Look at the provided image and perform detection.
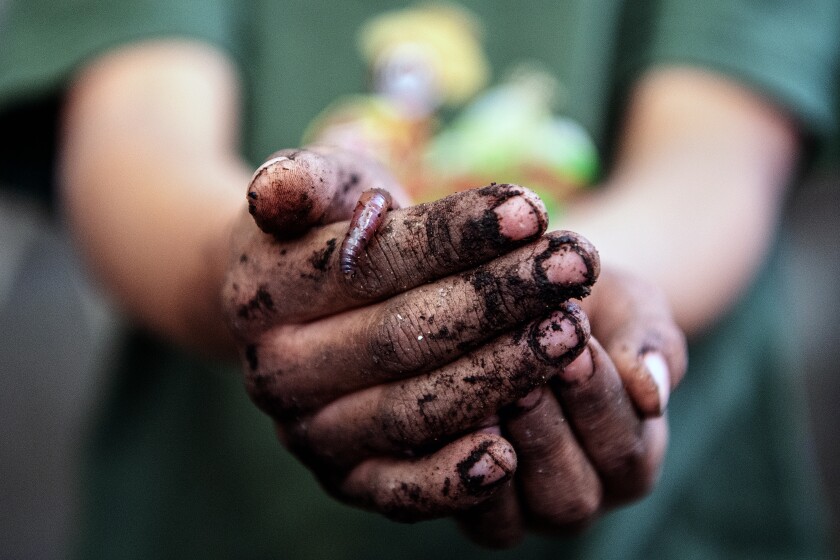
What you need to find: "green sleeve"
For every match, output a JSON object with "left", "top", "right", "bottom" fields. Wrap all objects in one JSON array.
[
  {"left": 636, "top": 0, "right": 840, "bottom": 139},
  {"left": 0, "top": 0, "right": 239, "bottom": 107}
]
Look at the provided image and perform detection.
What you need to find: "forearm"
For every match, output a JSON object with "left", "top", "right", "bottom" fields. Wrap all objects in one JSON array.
[
  {"left": 565, "top": 68, "right": 798, "bottom": 336},
  {"left": 59, "top": 41, "right": 250, "bottom": 355}
]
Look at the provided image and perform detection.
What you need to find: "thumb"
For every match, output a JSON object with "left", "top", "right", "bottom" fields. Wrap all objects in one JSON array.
[{"left": 246, "top": 145, "right": 407, "bottom": 237}]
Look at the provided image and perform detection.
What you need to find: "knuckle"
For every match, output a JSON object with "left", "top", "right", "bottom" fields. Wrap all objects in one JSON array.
[
  {"left": 377, "top": 494, "right": 426, "bottom": 523},
  {"left": 465, "top": 266, "right": 522, "bottom": 330},
  {"left": 562, "top": 490, "right": 602, "bottom": 525},
  {"left": 239, "top": 337, "right": 300, "bottom": 421},
  {"left": 335, "top": 259, "right": 388, "bottom": 301},
  {"left": 367, "top": 305, "right": 429, "bottom": 374},
  {"left": 225, "top": 281, "right": 278, "bottom": 338},
  {"left": 376, "top": 388, "right": 436, "bottom": 449},
  {"left": 614, "top": 438, "right": 648, "bottom": 475},
  {"left": 604, "top": 438, "right": 656, "bottom": 498},
  {"left": 370, "top": 252, "right": 411, "bottom": 297},
  {"left": 242, "top": 366, "right": 286, "bottom": 417},
  {"left": 368, "top": 474, "right": 437, "bottom": 523},
  {"left": 333, "top": 243, "right": 401, "bottom": 301},
  {"left": 429, "top": 227, "right": 465, "bottom": 272},
  {"left": 414, "top": 205, "right": 464, "bottom": 270},
  {"left": 533, "top": 489, "right": 601, "bottom": 535},
  {"left": 222, "top": 275, "right": 251, "bottom": 336},
  {"left": 282, "top": 417, "right": 341, "bottom": 475}
]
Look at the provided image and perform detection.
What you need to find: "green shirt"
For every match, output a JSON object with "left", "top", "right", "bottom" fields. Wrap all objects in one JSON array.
[{"left": 1, "top": 1, "right": 838, "bottom": 558}]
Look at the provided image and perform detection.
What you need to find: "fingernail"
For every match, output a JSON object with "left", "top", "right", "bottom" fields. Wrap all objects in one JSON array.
[
  {"left": 515, "top": 389, "right": 543, "bottom": 410},
  {"left": 558, "top": 345, "right": 594, "bottom": 384},
  {"left": 252, "top": 155, "right": 291, "bottom": 178},
  {"left": 494, "top": 192, "right": 546, "bottom": 241},
  {"left": 644, "top": 352, "right": 671, "bottom": 414},
  {"left": 477, "top": 425, "right": 502, "bottom": 436},
  {"left": 533, "top": 308, "right": 586, "bottom": 364},
  {"left": 468, "top": 453, "right": 507, "bottom": 485},
  {"left": 458, "top": 441, "right": 516, "bottom": 493},
  {"left": 476, "top": 415, "right": 502, "bottom": 435},
  {"left": 538, "top": 242, "right": 589, "bottom": 285}
]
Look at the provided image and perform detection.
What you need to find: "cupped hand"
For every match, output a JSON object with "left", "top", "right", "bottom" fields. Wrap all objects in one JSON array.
[
  {"left": 457, "top": 268, "right": 688, "bottom": 547},
  {"left": 222, "top": 147, "right": 601, "bottom": 521}
]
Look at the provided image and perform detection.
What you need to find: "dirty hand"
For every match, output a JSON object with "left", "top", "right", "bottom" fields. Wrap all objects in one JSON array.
[
  {"left": 457, "top": 268, "right": 688, "bottom": 548},
  {"left": 223, "top": 147, "right": 600, "bottom": 521}
]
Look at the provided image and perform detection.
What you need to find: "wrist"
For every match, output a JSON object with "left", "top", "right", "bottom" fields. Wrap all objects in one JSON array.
[{"left": 180, "top": 159, "right": 251, "bottom": 358}]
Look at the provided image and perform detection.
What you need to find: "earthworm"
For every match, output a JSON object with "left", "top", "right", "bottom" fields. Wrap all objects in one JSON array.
[{"left": 340, "top": 188, "right": 394, "bottom": 276}]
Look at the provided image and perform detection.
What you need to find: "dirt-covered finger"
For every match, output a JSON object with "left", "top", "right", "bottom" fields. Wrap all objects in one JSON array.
[
  {"left": 503, "top": 386, "right": 603, "bottom": 531},
  {"left": 601, "top": 320, "right": 686, "bottom": 418},
  {"left": 247, "top": 146, "right": 404, "bottom": 237},
  {"left": 224, "top": 185, "right": 572, "bottom": 336},
  {"left": 241, "top": 232, "right": 599, "bottom": 416},
  {"left": 344, "top": 183, "right": 555, "bottom": 300},
  {"left": 287, "top": 305, "right": 590, "bottom": 469},
  {"left": 551, "top": 338, "right": 656, "bottom": 502},
  {"left": 338, "top": 433, "right": 517, "bottom": 522},
  {"left": 585, "top": 269, "right": 687, "bottom": 417}
]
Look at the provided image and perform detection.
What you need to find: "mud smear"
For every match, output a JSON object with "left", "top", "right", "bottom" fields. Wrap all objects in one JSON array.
[
  {"left": 469, "top": 267, "right": 538, "bottom": 331},
  {"left": 417, "top": 393, "right": 438, "bottom": 406},
  {"left": 341, "top": 172, "right": 360, "bottom": 194},
  {"left": 468, "top": 270, "right": 509, "bottom": 329},
  {"left": 382, "top": 482, "right": 436, "bottom": 523},
  {"left": 237, "top": 284, "right": 275, "bottom": 319},
  {"left": 459, "top": 206, "right": 507, "bottom": 256},
  {"left": 245, "top": 344, "right": 259, "bottom": 371},
  {"left": 289, "top": 192, "right": 315, "bottom": 232},
  {"left": 424, "top": 199, "right": 458, "bottom": 268},
  {"left": 426, "top": 325, "right": 450, "bottom": 340},
  {"left": 247, "top": 190, "right": 258, "bottom": 215},
  {"left": 459, "top": 183, "right": 545, "bottom": 258},
  {"left": 309, "top": 237, "right": 337, "bottom": 272}
]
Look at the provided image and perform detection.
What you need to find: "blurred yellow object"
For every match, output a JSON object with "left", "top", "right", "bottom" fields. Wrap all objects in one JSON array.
[
  {"left": 358, "top": 3, "right": 489, "bottom": 107},
  {"left": 424, "top": 66, "right": 599, "bottom": 208},
  {"left": 303, "top": 95, "right": 433, "bottom": 197}
]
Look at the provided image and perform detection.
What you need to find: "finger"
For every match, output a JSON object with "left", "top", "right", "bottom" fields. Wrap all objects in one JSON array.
[
  {"left": 338, "top": 433, "right": 517, "bottom": 522},
  {"left": 246, "top": 146, "right": 406, "bottom": 237},
  {"left": 551, "top": 338, "right": 658, "bottom": 502},
  {"left": 456, "top": 481, "right": 524, "bottom": 549},
  {"left": 286, "top": 305, "right": 590, "bottom": 469},
  {"left": 586, "top": 269, "right": 688, "bottom": 417},
  {"left": 225, "top": 184, "right": 564, "bottom": 335},
  {"left": 606, "top": 415, "right": 669, "bottom": 508},
  {"left": 502, "top": 386, "right": 603, "bottom": 531},
  {"left": 244, "top": 231, "right": 598, "bottom": 415}
]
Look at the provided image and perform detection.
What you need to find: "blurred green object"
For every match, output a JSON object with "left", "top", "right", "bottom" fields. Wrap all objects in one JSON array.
[{"left": 426, "top": 66, "right": 599, "bottom": 203}]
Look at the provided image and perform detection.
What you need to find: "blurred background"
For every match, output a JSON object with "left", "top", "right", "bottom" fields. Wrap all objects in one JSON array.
[
  {"left": 786, "top": 163, "right": 840, "bottom": 546},
  {"left": 0, "top": 189, "right": 120, "bottom": 559},
  {"left": 1, "top": 0, "right": 839, "bottom": 557}
]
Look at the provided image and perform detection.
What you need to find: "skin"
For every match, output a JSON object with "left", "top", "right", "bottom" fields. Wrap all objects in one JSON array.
[
  {"left": 245, "top": 147, "right": 401, "bottom": 276},
  {"left": 564, "top": 67, "right": 798, "bottom": 336},
  {"left": 246, "top": 146, "right": 405, "bottom": 239},
  {"left": 58, "top": 38, "right": 796, "bottom": 547}
]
